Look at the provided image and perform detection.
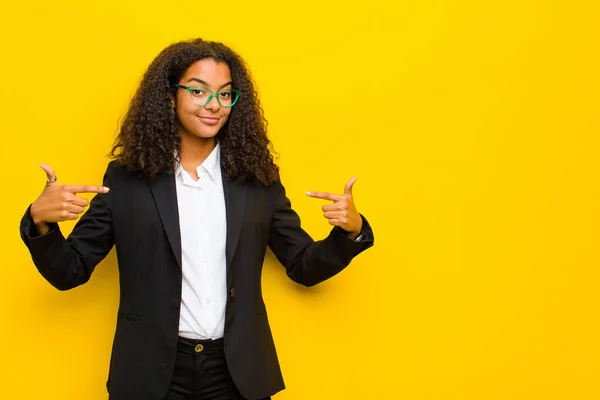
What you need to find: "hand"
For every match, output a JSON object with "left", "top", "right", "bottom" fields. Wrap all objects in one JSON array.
[
  {"left": 29, "top": 164, "right": 110, "bottom": 235},
  {"left": 306, "top": 177, "right": 363, "bottom": 239}
]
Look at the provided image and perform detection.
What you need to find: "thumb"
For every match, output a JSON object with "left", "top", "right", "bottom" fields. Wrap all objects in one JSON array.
[
  {"left": 40, "top": 164, "right": 57, "bottom": 184},
  {"left": 344, "top": 176, "right": 357, "bottom": 199}
]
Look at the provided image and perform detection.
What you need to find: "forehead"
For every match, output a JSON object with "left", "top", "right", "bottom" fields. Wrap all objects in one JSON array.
[{"left": 182, "top": 59, "right": 232, "bottom": 83}]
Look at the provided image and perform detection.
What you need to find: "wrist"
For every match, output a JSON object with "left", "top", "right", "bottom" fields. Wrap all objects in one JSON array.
[
  {"left": 345, "top": 216, "right": 364, "bottom": 241},
  {"left": 30, "top": 204, "right": 50, "bottom": 234},
  {"left": 30, "top": 204, "right": 42, "bottom": 226},
  {"left": 346, "top": 230, "right": 360, "bottom": 240}
]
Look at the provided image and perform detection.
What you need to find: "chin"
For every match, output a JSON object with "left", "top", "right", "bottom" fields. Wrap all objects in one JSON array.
[{"left": 193, "top": 129, "right": 220, "bottom": 139}]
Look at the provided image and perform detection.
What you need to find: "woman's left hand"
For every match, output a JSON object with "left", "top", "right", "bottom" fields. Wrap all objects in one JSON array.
[{"left": 306, "top": 177, "right": 363, "bottom": 240}]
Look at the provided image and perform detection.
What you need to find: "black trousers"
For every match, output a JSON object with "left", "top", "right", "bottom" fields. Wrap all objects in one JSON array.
[{"left": 163, "top": 337, "right": 271, "bottom": 400}]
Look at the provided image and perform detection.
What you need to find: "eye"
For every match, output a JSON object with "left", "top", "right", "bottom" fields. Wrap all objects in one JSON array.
[
  {"left": 191, "top": 89, "right": 205, "bottom": 96},
  {"left": 219, "top": 91, "right": 231, "bottom": 99}
]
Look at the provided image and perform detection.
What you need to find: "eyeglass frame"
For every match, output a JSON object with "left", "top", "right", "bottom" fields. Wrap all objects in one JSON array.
[{"left": 173, "top": 83, "right": 240, "bottom": 108}]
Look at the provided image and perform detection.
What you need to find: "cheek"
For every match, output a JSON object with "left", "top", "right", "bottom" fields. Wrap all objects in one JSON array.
[
  {"left": 175, "top": 108, "right": 196, "bottom": 132},
  {"left": 175, "top": 107, "right": 185, "bottom": 124},
  {"left": 175, "top": 93, "right": 193, "bottom": 114},
  {"left": 175, "top": 101, "right": 194, "bottom": 121},
  {"left": 221, "top": 109, "right": 232, "bottom": 123}
]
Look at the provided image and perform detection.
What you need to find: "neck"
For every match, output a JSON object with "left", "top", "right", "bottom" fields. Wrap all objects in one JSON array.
[{"left": 179, "top": 134, "right": 217, "bottom": 179}]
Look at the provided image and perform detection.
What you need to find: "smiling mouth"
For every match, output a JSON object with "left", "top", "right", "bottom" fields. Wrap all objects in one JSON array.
[{"left": 197, "top": 116, "right": 221, "bottom": 125}]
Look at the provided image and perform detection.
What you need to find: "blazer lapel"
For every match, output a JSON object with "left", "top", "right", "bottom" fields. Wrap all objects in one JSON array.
[
  {"left": 147, "top": 170, "right": 247, "bottom": 273},
  {"left": 222, "top": 176, "right": 248, "bottom": 274},
  {"left": 149, "top": 173, "right": 182, "bottom": 268}
]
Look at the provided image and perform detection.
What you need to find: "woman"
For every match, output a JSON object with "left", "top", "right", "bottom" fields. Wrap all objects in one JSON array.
[{"left": 20, "top": 38, "right": 374, "bottom": 400}]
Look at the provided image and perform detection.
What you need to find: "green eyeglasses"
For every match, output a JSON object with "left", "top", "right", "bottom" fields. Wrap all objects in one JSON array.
[{"left": 173, "top": 84, "right": 240, "bottom": 108}]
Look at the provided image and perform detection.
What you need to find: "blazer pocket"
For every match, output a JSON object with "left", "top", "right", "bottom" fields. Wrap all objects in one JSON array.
[{"left": 117, "top": 312, "right": 140, "bottom": 321}]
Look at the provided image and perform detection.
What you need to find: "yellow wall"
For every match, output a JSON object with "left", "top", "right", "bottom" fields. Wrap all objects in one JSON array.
[{"left": 1, "top": 0, "right": 599, "bottom": 398}]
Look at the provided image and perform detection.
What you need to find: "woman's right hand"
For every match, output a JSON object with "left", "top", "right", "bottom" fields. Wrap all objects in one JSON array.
[{"left": 30, "top": 164, "right": 110, "bottom": 235}]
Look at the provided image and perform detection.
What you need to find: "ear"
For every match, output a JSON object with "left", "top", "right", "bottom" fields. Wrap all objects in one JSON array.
[{"left": 170, "top": 95, "right": 176, "bottom": 109}]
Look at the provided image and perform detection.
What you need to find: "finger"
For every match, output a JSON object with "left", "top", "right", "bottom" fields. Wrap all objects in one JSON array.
[
  {"left": 63, "top": 184, "right": 110, "bottom": 194},
  {"left": 324, "top": 211, "right": 345, "bottom": 219},
  {"left": 40, "top": 164, "right": 57, "bottom": 184},
  {"left": 306, "top": 191, "right": 344, "bottom": 201},
  {"left": 66, "top": 204, "right": 86, "bottom": 214},
  {"left": 327, "top": 218, "right": 343, "bottom": 226},
  {"left": 344, "top": 176, "right": 357, "bottom": 199},
  {"left": 322, "top": 203, "right": 344, "bottom": 212},
  {"left": 55, "top": 209, "right": 80, "bottom": 221},
  {"left": 67, "top": 195, "right": 90, "bottom": 207},
  {"left": 65, "top": 212, "right": 80, "bottom": 221}
]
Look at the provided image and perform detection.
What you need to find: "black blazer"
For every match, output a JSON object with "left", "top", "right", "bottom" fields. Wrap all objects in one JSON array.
[{"left": 20, "top": 161, "right": 374, "bottom": 400}]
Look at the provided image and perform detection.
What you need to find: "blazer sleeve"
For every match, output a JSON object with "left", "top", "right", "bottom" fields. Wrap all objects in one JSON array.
[
  {"left": 267, "top": 179, "right": 374, "bottom": 287},
  {"left": 19, "top": 163, "right": 116, "bottom": 291}
]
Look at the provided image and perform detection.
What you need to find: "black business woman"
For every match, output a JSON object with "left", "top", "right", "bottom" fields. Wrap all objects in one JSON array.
[{"left": 20, "top": 38, "right": 374, "bottom": 400}]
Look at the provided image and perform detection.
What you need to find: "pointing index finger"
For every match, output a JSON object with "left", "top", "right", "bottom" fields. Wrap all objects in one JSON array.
[
  {"left": 63, "top": 184, "right": 110, "bottom": 194},
  {"left": 306, "top": 191, "right": 344, "bottom": 201}
]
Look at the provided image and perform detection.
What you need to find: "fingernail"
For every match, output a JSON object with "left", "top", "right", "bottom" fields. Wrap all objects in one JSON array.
[
  {"left": 103, "top": 187, "right": 110, "bottom": 192},
  {"left": 306, "top": 191, "right": 312, "bottom": 196}
]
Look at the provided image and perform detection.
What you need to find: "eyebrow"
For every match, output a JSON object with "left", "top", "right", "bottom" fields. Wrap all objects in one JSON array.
[{"left": 185, "top": 78, "right": 233, "bottom": 89}]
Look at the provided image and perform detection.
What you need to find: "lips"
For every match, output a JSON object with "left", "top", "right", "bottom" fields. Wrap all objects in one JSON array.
[{"left": 197, "top": 116, "right": 221, "bottom": 125}]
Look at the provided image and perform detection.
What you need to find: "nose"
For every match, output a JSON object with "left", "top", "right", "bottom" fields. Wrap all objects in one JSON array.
[{"left": 205, "top": 95, "right": 220, "bottom": 112}]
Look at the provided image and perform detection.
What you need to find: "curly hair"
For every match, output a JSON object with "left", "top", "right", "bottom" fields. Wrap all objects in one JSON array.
[{"left": 110, "top": 38, "right": 279, "bottom": 185}]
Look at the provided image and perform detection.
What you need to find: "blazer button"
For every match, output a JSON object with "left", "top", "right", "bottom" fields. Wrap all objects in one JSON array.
[{"left": 229, "top": 287, "right": 236, "bottom": 298}]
